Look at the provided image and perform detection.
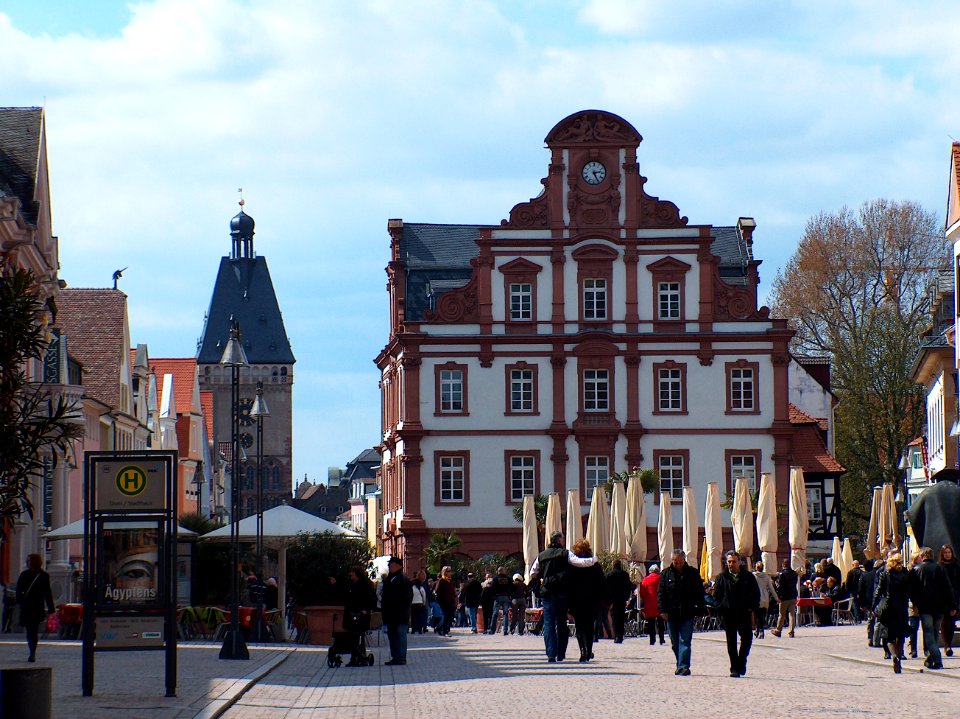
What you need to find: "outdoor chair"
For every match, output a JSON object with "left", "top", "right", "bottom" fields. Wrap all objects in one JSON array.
[{"left": 831, "top": 597, "right": 856, "bottom": 625}]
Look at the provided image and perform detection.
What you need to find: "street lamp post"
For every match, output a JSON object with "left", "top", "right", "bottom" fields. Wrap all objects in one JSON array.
[
  {"left": 219, "top": 318, "right": 250, "bottom": 660},
  {"left": 249, "top": 380, "right": 270, "bottom": 642}
]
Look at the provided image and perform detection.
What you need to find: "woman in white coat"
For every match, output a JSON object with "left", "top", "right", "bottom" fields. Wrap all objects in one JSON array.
[{"left": 752, "top": 561, "right": 780, "bottom": 639}]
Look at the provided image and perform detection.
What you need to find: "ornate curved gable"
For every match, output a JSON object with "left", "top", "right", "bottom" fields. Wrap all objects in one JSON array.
[{"left": 545, "top": 110, "right": 642, "bottom": 147}]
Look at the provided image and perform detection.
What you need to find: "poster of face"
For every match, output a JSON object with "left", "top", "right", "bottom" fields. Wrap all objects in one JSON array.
[{"left": 100, "top": 527, "right": 160, "bottom": 607}]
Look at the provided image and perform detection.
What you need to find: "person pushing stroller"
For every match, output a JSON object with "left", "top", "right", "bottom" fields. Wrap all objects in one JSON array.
[{"left": 329, "top": 566, "right": 378, "bottom": 667}]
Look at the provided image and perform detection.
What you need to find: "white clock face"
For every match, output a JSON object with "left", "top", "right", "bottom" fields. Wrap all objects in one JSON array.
[{"left": 582, "top": 161, "right": 606, "bottom": 185}]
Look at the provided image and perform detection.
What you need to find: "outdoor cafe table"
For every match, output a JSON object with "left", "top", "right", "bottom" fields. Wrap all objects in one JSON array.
[{"left": 796, "top": 596, "right": 832, "bottom": 626}]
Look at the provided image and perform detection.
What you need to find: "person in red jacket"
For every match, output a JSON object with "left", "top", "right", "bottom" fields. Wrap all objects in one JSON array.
[{"left": 638, "top": 564, "right": 665, "bottom": 645}]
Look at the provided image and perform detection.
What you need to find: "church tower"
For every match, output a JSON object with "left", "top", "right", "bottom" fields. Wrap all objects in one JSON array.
[{"left": 197, "top": 202, "right": 295, "bottom": 517}]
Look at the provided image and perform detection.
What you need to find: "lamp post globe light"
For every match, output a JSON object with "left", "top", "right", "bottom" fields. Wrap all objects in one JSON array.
[
  {"left": 220, "top": 318, "right": 250, "bottom": 660},
  {"left": 249, "top": 379, "right": 270, "bottom": 642}
]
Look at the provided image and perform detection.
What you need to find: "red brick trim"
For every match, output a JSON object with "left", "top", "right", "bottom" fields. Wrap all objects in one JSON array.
[
  {"left": 724, "top": 449, "right": 762, "bottom": 497},
  {"left": 504, "top": 361, "right": 540, "bottom": 416},
  {"left": 500, "top": 258, "right": 543, "bottom": 333},
  {"left": 573, "top": 245, "right": 617, "bottom": 328},
  {"left": 434, "top": 361, "right": 469, "bottom": 416},
  {"left": 579, "top": 451, "right": 613, "bottom": 504},
  {"left": 434, "top": 450, "right": 470, "bottom": 506},
  {"left": 503, "top": 449, "right": 542, "bottom": 504},
  {"left": 725, "top": 359, "right": 760, "bottom": 415},
  {"left": 652, "top": 448, "right": 690, "bottom": 505},
  {"left": 652, "top": 360, "right": 688, "bottom": 415},
  {"left": 647, "top": 257, "right": 691, "bottom": 333}
]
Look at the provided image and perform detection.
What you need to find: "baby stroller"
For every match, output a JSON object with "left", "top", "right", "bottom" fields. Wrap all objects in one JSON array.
[{"left": 327, "top": 611, "right": 375, "bottom": 668}]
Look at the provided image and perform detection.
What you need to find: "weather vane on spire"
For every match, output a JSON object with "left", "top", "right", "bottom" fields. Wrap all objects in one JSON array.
[{"left": 238, "top": 187, "right": 245, "bottom": 209}]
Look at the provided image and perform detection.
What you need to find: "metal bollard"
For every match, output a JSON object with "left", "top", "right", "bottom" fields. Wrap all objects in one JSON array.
[{"left": 0, "top": 667, "right": 52, "bottom": 719}]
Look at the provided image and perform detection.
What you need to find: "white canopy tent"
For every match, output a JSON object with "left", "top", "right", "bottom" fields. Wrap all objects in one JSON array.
[{"left": 201, "top": 504, "right": 362, "bottom": 640}]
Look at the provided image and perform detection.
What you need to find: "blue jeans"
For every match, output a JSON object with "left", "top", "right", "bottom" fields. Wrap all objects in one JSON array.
[
  {"left": 491, "top": 598, "right": 511, "bottom": 634},
  {"left": 667, "top": 617, "right": 695, "bottom": 671},
  {"left": 541, "top": 595, "right": 569, "bottom": 660},
  {"left": 386, "top": 623, "right": 408, "bottom": 662},
  {"left": 920, "top": 613, "right": 943, "bottom": 666},
  {"left": 467, "top": 606, "right": 478, "bottom": 631}
]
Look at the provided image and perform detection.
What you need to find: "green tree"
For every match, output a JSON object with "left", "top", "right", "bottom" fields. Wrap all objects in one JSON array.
[
  {"left": 285, "top": 532, "right": 374, "bottom": 606},
  {"left": 0, "top": 266, "right": 82, "bottom": 527},
  {"left": 423, "top": 532, "right": 462, "bottom": 574},
  {"left": 768, "top": 199, "right": 944, "bottom": 546}
]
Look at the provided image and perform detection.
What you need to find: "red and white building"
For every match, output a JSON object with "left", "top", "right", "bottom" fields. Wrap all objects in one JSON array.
[{"left": 376, "top": 110, "right": 821, "bottom": 570}]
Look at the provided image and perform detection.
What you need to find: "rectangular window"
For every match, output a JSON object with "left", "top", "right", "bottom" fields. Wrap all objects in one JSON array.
[
  {"left": 439, "top": 456, "right": 465, "bottom": 502},
  {"left": 658, "top": 454, "right": 685, "bottom": 501},
  {"left": 584, "top": 456, "right": 609, "bottom": 499},
  {"left": 510, "top": 369, "right": 534, "bottom": 412},
  {"left": 729, "top": 454, "right": 758, "bottom": 494},
  {"left": 583, "top": 278, "right": 607, "bottom": 320},
  {"left": 510, "top": 455, "right": 536, "bottom": 502},
  {"left": 583, "top": 369, "right": 609, "bottom": 411},
  {"left": 439, "top": 369, "right": 463, "bottom": 412},
  {"left": 912, "top": 452, "right": 922, "bottom": 470},
  {"left": 510, "top": 283, "right": 532, "bottom": 321},
  {"left": 806, "top": 486, "right": 822, "bottom": 523},
  {"left": 657, "top": 367, "right": 683, "bottom": 411},
  {"left": 658, "top": 282, "right": 681, "bottom": 320},
  {"left": 730, "top": 367, "right": 755, "bottom": 411}
]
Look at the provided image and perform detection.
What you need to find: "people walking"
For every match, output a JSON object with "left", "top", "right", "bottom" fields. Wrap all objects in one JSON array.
[
  {"left": 434, "top": 566, "right": 458, "bottom": 636},
  {"left": 531, "top": 531, "right": 598, "bottom": 663},
  {"left": 639, "top": 564, "right": 665, "bottom": 645},
  {"left": 460, "top": 573, "right": 482, "bottom": 633},
  {"left": 771, "top": 558, "right": 799, "bottom": 638},
  {"left": 909, "top": 546, "right": 956, "bottom": 670},
  {"left": 16, "top": 553, "right": 55, "bottom": 663},
  {"left": 752, "top": 561, "right": 779, "bottom": 639},
  {"left": 858, "top": 559, "right": 880, "bottom": 647},
  {"left": 569, "top": 539, "right": 604, "bottom": 662},
  {"left": 657, "top": 549, "right": 704, "bottom": 676},
  {"left": 479, "top": 575, "right": 494, "bottom": 634},
  {"left": 873, "top": 553, "right": 910, "bottom": 673},
  {"left": 938, "top": 545, "right": 959, "bottom": 657},
  {"left": 411, "top": 571, "right": 428, "bottom": 634},
  {"left": 509, "top": 574, "right": 528, "bottom": 635},
  {"left": 489, "top": 567, "right": 513, "bottom": 635},
  {"left": 844, "top": 560, "right": 864, "bottom": 622},
  {"left": 711, "top": 550, "right": 760, "bottom": 677},
  {"left": 606, "top": 559, "right": 634, "bottom": 644},
  {"left": 380, "top": 556, "right": 413, "bottom": 666}
]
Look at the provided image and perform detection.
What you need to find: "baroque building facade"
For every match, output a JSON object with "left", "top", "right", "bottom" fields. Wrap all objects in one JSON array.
[{"left": 376, "top": 110, "right": 807, "bottom": 569}]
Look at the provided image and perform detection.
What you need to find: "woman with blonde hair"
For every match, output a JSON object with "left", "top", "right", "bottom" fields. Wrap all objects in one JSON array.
[
  {"left": 568, "top": 538, "right": 604, "bottom": 662},
  {"left": 873, "top": 553, "right": 910, "bottom": 673}
]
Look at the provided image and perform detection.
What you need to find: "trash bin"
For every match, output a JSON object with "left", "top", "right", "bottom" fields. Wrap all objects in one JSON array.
[{"left": 1, "top": 666, "right": 52, "bottom": 719}]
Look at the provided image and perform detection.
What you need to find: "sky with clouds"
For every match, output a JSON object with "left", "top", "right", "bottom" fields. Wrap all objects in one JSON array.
[{"left": 3, "top": 0, "right": 958, "bottom": 486}]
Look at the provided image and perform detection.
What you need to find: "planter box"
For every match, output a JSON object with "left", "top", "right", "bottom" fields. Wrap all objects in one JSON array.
[{"left": 302, "top": 605, "right": 342, "bottom": 646}]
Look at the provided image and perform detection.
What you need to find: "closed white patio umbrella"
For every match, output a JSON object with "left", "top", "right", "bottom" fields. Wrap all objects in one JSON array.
[
  {"left": 841, "top": 537, "right": 855, "bottom": 579},
  {"left": 657, "top": 492, "right": 673, "bottom": 565},
  {"left": 756, "top": 472, "right": 778, "bottom": 574},
  {"left": 586, "top": 486, "right": 611, "bottom": 554},
  {"left": 831, "top": 536, "right": 843, "bottom": 575},
  {"left": 731, "top": 475, "right": 754, "bottom": 564},
  {"left": 625, "top": 477, "right": 647, "bottom": 562},
  {"left": 522, "top": 495, "right": 540, "bottom": 582},
  {"left": 545, "top": 493, "right": 563, "bottom": 542},
  {"left": 788, "top": 467, "right": 808, "bottom": 572},
  {"left": 704, "top": 482, "right": 723, "bottom": 580},
  {"left": 864, "top": 487, "right": 882, "bottom": 560},
  {"left": 681, "top": 486, "right": 699, "bottom": 570},
  {"left": 566, "top": 490, "right": 583, "bottom": 546},
  {"left": 610, "top": 481, "right": 628, "bottom": 557}
]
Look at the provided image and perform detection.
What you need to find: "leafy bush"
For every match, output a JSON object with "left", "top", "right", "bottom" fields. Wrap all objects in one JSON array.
[{"left": 285, "top": 532, "right": 374, "bottom": 606}]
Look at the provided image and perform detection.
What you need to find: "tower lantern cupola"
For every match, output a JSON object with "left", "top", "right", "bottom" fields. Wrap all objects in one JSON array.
[{"left": 230, "top": 199, "right": 255, "bottom": 259}]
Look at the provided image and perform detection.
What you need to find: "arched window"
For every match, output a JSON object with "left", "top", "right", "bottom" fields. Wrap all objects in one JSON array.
[
  {"left": 271, "top": 464, "right": 281, "bottom": 490},
  {"left": 246, "top": 465, "right": 255, "bottom": 490}
]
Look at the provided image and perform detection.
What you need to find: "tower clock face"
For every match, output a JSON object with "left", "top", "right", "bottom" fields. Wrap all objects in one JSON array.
[
  {"left": 582, "top": 161, "right": 606, "bottom": 185},
  {"left": 238, "top": 397, "right": 255, "bottom": 426},
  {"left": 240, "top": 432, "right": 254, "bottom": 449}
]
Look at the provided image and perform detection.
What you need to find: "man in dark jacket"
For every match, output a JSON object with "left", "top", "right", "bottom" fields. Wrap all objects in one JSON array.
[
  {"left": 490, "top": 567, "right": 513, "bottom": 635},
  {"left": 380, "top": 556, "right": 413, "bottom": 665},
  {"left": 531, "top": 531, "right": 597, "bottom": 663},
  {"left": 460, "top": 573, "right": 482, "bottom": 633},
  {"left": 658, "top": 548, "right": 704, "bottom": 676},
  {"left": 858, "top": 559, "right": 880, "bottom": 647},
  {"left": 711, "top": 550, "right": 761, "bottom": 677},
  {"left": 771, "top": 559, "right": 798, "bottom": 638},
  {"left": 910, "top": 546, "right": 957, "bottom": 670},
  {"left": 606, "top": 559, "right": 635, "bottom": 643},
  {"left": 844, "top": 561, "right": 863, "bottom": 622}
]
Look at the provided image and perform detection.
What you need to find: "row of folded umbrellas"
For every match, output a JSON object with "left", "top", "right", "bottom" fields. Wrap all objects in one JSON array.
[{"left": 522, "top": 467, "right": 905, "bottom": 582}]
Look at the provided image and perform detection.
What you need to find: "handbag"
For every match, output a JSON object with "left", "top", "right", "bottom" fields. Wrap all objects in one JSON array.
[{"left": 875, "top": 597, "right": 890, "bottom": 623}]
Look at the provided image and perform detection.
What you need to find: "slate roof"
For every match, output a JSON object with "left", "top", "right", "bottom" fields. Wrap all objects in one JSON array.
[
  {"left": 0, "top": 107, "right": 42, "bottom": 226},
  {"left": 196, "top": 256, "right": 295, "bottom": 365},
  {"left": 342, "top": 447, "right": 380, "bottom": 484},
  {"left": 789, "top": 403, "right": 844, "bottom": 474},
  {"left": 399, "top": 222, "right": 754, "bottom": 320},
  {"left": 150, "top": 358, "right": 198, "bottom": 415},
  {"left": 56, "top": 289, "right": 128, "bottom": 409}
]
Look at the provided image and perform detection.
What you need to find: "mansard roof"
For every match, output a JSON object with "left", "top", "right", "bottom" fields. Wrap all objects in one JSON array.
[
  {"left": 398, "top": 221, "right": 756, "bottom": 321},
  {"left": 0, "top": 107, "right": 42, "bottom": 225},
  {"left": 56, "top": 288, "right": 128, "bottom": 409},
  {"left": 196, "top": 255, "right": 295, "bottom": 365}
]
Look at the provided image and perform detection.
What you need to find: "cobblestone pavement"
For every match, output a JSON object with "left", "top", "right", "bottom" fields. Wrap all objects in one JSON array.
[{"left": 1, "top": 624, "right": 957, "bottom": 719}]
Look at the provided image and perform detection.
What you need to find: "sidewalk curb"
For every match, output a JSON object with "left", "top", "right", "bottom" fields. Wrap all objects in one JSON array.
[
  {"left": 828, "top": 653, "right": 960, "bottom": 679},
  {"left": 192, "top": 650, "right": 294, "bottom": 719}
]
